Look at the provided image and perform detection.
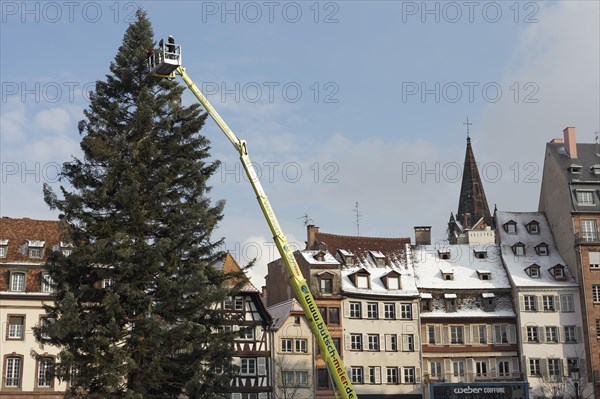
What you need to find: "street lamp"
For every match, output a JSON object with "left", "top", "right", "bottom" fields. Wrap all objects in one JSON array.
[{"left": 570, "top": 366, "right": 580, "bottom": 399}]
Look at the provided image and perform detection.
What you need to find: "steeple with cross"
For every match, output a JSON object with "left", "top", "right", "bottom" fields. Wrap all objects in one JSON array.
[{"left": 463, "top": 116, "right": 472, "bottom": 141}]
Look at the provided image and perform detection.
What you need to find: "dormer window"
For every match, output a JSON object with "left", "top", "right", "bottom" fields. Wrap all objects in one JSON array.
[
  {"left": 473, "top": 249, "right": 487, "bottom": 259},
  {"left": 10, "top": 271, "right": 26, "bottom": 292},
  {"left": 549, "top": 264, "right": 567, "bottom": 280},
  {"left": 440, "top": 267, "right": 454, "bottom": 281},
  {"left": 349, "top": 268, "right": 371, "bottom": 289},
  {"left": 477, "top": 270, "right": 492, "bottom": 280},
  {"left": 504, "top": 221, "right": 517, "bottom": 235},
  {"left": 591, "top": 164, "right": 600, "bottom": 175},
  {"left": 317, "top": 272, "right": 334, "bottom": 295},
  {"left": 526, "top": 221, "right": 540, "bottom": 234},
  {"left": 535, "top": 243, "right": 549, "bottom": 256},
  {"left": 576, "top": 190, "right": 595, "bottom": 206},
  {"left": 27, "top": 240, "right": 45, "bottom": 258},
  {"left": 438, "top": 250, "right": 450, "bottom": 260},
  {"left": 482, "top": 293, "right": 495, "bottom": 310},
  {"left": 444, "top": 293, "right": 457, "bottom": 312},
  {"left": 512, "top": 242, "right": 525, "bottom": 256},
  {"left": 525, "top": 264, "right": 541, "bottom": 278},
  {"left": 569, "top": 164, "right": 583, "bottom": 174},
  {"left": 382, "top": 271, "right": 401, "bottom": 290},
  {"left": 0, "top": 239, "right": 8, "bottom": 258},
  {"left": 338, "top": 249, "right": 355, "bottom": 266},
  {"left": 60, "top": 242, "right": 73, "bottom": 257},
  {"left": 369, "top": 251, "right": 386, "bottom": 267}
]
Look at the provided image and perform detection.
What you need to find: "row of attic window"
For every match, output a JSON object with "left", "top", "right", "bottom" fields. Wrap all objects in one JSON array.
[{"left": 0, "top": 240, "right": 72, "bottom": 259}]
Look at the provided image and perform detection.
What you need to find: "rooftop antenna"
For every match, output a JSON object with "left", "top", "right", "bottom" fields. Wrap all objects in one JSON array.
[
  {"left": 354, "top": 201, "right": 362, "bottom": 236},
  {"left": 463, "top": 116, "right": 472, "bottom": 140},
  {"left": 297, "top": 213, "right": 313, "bottom": 226}
]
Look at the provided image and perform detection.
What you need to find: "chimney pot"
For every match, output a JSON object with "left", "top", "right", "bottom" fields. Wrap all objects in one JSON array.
[{"left": 563, "top": 127, "right": 577, "bottom": 158}]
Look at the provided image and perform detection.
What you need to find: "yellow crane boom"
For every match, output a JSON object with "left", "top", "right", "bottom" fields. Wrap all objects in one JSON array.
[{"left": 149, "top": 39, "right": 357, "bottom": 399}]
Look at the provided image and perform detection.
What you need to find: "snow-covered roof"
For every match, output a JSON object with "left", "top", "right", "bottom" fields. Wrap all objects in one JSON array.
[
  {"left": 299, "top": 250, "right": 339, "bottom": 265},
  {"left": 496, "top": 211, "right": 578, "bottom": 288},
  {"left": 338, "top": 249, "right": 354, "bottom": 257},
  {"left": 342, "top": 264, "right": 419, "bottom": 297},
  {"left": 409, "top": 244, "right": 511, "bottom": 290}
]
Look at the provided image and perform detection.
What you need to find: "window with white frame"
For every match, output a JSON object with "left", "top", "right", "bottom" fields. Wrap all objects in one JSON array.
[
  {"left": 529, "top": 359, "right": 541, "bottom": 376},
  {"left": 430, "top": 362, "right": 442, "bottom": 378},
  {"left": 535, "top": 244, "right": 549, "bottom": 255},
  {"left": 528, "top": 266, "right": 541, "bottom": 278},
  {"left": 581, "top": 220, "right": 598, "bottom": 242},
  {"left": 10, "top": 272, "right": 25, "bottom": 292},
  {"left": 527, "top": 221, "right": 540, "bottom": 234},
  {"left": 453, "top": 361, "right": 465, "bottom": 378},
  {"left": 349, "top": 302, "right": 361, "bottom": 318},
  {"left": 576, "top": 190, "right": 595, "bottom": 205},
  {"left": 385, "top": 334, "right": 397, "bottom": 351},
  {"left": 350, "top": 367, "right": 363, "bottom": 384},
  {"left": 37, "top": 358, "right": 53, "bottom": 388},
  {"left": 5, "top": 356, "right": 22, "bottom": 387},
  {"left": 494, "top": 325, "right": 509, "bottom": 344},
  {"left": 7, "top": 315, "right": 24, "bottom": 339},
  {"left": 548, "top": 359, "right": 562, "bottom": 379},
  {"left": 478, "top": 325, "right": 487, "bottom": 344},
  {"left": 512, "top": 243, "right": 525, "bottom": 256},
  {"left": 0, "top": 244, "right": 7, "bottom": 258},
  {"left": 357, "top": 275, "right": 369, "bottom": 289},
  {"left": 319, "top": 276, "right": 333, "bottom": 294},
  {"left": 564, "top": 326, "right": 577, "bottom": 343},
  {"left": 593, "top": 285, "right": 600, "bottom": 303},
  {"left": 41, "top": 274, "right": 54, "bottom": 293},
  {"left": 384, "top": 303, "right": 395, "bottom": 319},
  {"left": 402, "top": 334, "right": 414, "bottom": 351},
  {"left": 475, "top": 361, "right": 487, "bottom": 377},
  {"left": 400, "top": 303, "right": 412, "bottom": 319},
  {"left": 39, "top": 317, "right": 54, "bottom": 340},
  {"left": 241, "top": 327, "right": 254, "bottom": 340},
  {"left": 234, "top": 297, "right": 244, "bottom": 310},
  {"left": 223, "top": 297, "right": 232, "bottom": 309},
  {"left": 29, "top": 246, "right": 43, "bottom": 258},
  {"left": 367, "top": 302, "right": 378, "bottom": 319},
  {"left": 526, "top": 326, "right": 538, "bottom": 342},
  {"left": 589, "top": 251, "right": 600, "bottom": 269},
  {"left": 505, "top": 221, "right": 517, "bottom": 234},
  {"left": 543, "top": 295, "right": 555, "bottom": 311},
  {"left": 368, "top": 366, "right": 378, "bottom": 384},
  {"left": 386, "top": 367, "right": 398, "bottom": 383},
  {"left": 428, "top": 325, "right": 436, "bottom": 344},
  {"left": 524, "top": 295, "right": 536, "bottom": 311},
  {"left": 350, "top": 334, "right": 362, "bottom": 350},
  {"left": 295, "top": 338, "right": 307, "bottom": 353},
  {"left": 450, "top": 326, "right": 464, "bottom": 344},
  {"left": 403, "top": 367, "right": 415, "bottom": 384},
  {"left": 280, "top": 338, "right": 292, "bottom": 353},
  {"left": 546, "top": 326, "right": 559, "bottom": 342},
  {"left": 102, "top": 278, "right": 115, "bottom": 288},
  {"left": 386, "top": 276, "right": 399, "bottom": 290},
  {"left": 367, "top": 334, "right": 379, "bottom": 351},
  {"left": 498, "top": 360, "right": 510, "bottom": 377},
  {"left": 240, "top": 358, "right": 256, "bottom": 375},
  {"left": 561, "top": 294, "right": 575, "bottom": 312},
  {"left": 295, "top": 371, "right": 308, "bottom": 386},
  {"left": 282, "top": 371, "right": 294, "bottom": 386}
]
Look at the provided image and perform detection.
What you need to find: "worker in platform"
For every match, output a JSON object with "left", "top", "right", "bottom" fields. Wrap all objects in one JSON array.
[{"left": 167, "top": 35, "right": 176, "bottom": 59}]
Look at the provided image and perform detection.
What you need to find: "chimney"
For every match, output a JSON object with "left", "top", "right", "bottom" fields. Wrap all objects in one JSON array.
[
  {"left": 307, "top": 225, "right": 319, "bottom": 250},
  {"left": 564, "top": 126, "right": 577, "bottom": 158},
  {"left": 414, "top": 226, "right": 431, "bottom": 246}
]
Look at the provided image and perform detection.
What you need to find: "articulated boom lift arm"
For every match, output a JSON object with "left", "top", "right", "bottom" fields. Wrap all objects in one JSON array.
[{"left": 149, "top": 41, "right": 357, "bottom": 399}]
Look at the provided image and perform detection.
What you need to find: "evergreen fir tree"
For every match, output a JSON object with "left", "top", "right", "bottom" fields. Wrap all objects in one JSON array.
[{"left": 36, "top": 10, "right": 239, "bottom": 398}]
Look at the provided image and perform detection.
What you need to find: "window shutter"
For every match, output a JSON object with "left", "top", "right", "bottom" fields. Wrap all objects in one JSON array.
[
  {"left": 395, "top": 302, "right": 400, "bottom": 318},
  {"left": 521, "top": 327, "right": 527, "bottom": 342},
  {"left": 412, "top": 302, "right": 418, "bottom": 319},
  {"left": 554, "top": 296, "right": 561, "bottom": 311},
  {"left": 486, "top": 325, "right": 493, "bottom": 343},
  {"left": 385, "top": 334, "right": 392, "bottom": 351},
  {"left": 375, "top": 366, "right": 381, "bottom": 384},
  {"left": 343, "top": 301, "right": 350, "bottom": 318},
  {"left": 421, "top": 326, "right": 427, "bottom": 344},
  {"left": 538, "top": 327, "right": 546, "bottom": 343},
  {"left": 442, "top": 326, "right": 449, "bottom": 345},
  {"left": 560, "top": 295, "right": 567, "bottom": 311},
  {"left": 416, "top": 367, "right": 421, "bottom": 383},
  {"left": 464, "top": 325, "right": 471, "bottom": 344},
  {"left": 541, "top": 359, "right": 548, "bottom": 378},
  {"left": 489, "top": 358, "right": 497, "bottom": 374},
  {"left": 519, "top": 295, "right": 525, "bottom": 311},
  {"left": 232, "top": 393, "right": 242, "bottom": 399},
  {"left": 363, "top": 333, "right": 368, "bottom": 349},
  {"left": 402, "top": 334, "right": 408, "bottom": 351},
  {"left": 258, "top": 393, "right": 268, "bottom": 399},
  {"left": 378, "top": 303, "right": 384, "bottom": 319},
  {"left": 444, "top": 359, "right": 452, "bottom": 379},
  {"left": 466, "top": 358, "right": 474, "bottom": 376},
  {"left": 257, "top": 357, "right": 266, "bottom": 376},
  {"left": 559, "top": 327, "right": 565, "bottom": 343},
  {"left": 512, "top": 357, "right": 520, "bottom": 374},
  {"left": 233, "top": 325, "right": 240, "bottom": 332},
  {"left": 435, "top": 325, "right": 442, "bottom": 345},
  {"left": 535, "top": 295, "right": 541, "bottom": 311},
  {"left": 509, "top": 325, "right": 516, "bottom": 344},
  {"left": 345, "top": 334, "right": 352, "bottom": 350},
  {"left": 472, "top": 325, "right": 480, "bottom": 344}
]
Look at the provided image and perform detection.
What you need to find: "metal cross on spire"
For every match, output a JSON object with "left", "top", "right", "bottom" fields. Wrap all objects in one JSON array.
[{"left": 463, "top": 116, "right": 472, "bottom": 139}]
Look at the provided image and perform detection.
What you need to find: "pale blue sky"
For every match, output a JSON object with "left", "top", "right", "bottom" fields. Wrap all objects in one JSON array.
[{"left": 1, "top": 1, "right": 599, "bottom": 285}]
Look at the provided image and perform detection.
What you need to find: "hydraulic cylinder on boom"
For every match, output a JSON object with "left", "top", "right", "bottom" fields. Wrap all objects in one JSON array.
[{"left": 148, "top": 39, "right": 358, "bottom": 399}]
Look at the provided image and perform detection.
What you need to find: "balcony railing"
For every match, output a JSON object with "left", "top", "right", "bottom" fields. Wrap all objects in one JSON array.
[
  {"left": 575, "top": 232, "right": 600, "bottom": 244},
  {"left": 423, "top": 371, "right": 525, "bottom": 384}
]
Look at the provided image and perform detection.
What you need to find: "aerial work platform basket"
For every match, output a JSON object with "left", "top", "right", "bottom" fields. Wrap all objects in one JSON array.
[{"left": 148, "top": 38, "right": 181, "bottom": 77}]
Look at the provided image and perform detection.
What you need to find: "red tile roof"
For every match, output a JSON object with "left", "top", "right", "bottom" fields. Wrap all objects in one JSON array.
[
  {"left": 314, "top": 231, "right": 411, "bottom": 265},
  {"left": 0, "top": 217, "right": 62, "bottom": 263}
]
